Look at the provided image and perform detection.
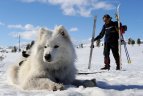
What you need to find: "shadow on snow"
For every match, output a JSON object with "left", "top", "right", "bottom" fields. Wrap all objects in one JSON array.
[{"left": 97, "top": 81, "right": 143, "bottom": 91}]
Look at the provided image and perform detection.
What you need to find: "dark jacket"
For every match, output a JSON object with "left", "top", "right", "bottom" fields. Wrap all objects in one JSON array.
[{"left": 94, "top": 21, "right": 119, "bottom": 43}]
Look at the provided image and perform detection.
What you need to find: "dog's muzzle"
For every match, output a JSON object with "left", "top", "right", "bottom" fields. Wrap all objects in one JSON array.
[{"left": 44, "top": 54, "right": 52, "bottom": 62}]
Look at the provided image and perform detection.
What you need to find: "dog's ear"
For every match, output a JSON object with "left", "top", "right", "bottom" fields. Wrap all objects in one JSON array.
[
  {"left": 60, "top": 30, "right": 65, "bottom": 36},
  {"left": 36, "top": 28, "right": 52, "bottom": 45},
  {"left": 37, "top": 28, "right": 47, "bottom": 40},
  {"left": 54, "top": 25, "right": 70, "bottom": 39},
  {"left": 39, "top": 28, "right": 45, "bottom": 36}
]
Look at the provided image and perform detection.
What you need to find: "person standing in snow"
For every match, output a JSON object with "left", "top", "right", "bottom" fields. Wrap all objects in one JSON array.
[{"left": 93, "top": 14, "right": 120, "bottom": 70}]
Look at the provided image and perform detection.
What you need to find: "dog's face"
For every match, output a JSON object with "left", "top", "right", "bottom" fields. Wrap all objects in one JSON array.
[
  {"left": 43, "top": 40, "right": 61, "bottom": 63},
  {"left": 42, "top": 25, "right": 74, "bottom": 64}
]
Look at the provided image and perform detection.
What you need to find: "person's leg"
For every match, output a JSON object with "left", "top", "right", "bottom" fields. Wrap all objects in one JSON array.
[
  {"left": 111, "top": 42, "right": 120, "bottom": 70},
  {"left": 101, "top": 42, "right": 110, "bottom": 70}
]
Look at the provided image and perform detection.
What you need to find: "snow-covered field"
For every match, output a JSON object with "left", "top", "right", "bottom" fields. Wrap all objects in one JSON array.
[{"left": 0, "top": 44, "right": 143, "bottom": 96}]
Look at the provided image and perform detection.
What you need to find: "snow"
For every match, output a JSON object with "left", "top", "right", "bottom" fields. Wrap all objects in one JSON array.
[{"left": 0, "top": 44, "right": 143, "bottom": 96}]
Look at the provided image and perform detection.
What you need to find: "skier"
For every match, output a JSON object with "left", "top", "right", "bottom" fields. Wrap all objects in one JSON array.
[{"left": 93, "top": 14, "right": 120, "bottom": 70}]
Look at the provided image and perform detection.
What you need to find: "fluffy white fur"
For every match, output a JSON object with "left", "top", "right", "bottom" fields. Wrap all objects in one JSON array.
[{"left": 7, "top": 25, "right": 77, "bottom": 90}]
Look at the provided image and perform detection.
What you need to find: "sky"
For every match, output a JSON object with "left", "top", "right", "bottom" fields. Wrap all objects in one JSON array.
[{"left": 0, "top": 0, "right": 143, "bottom": 46}]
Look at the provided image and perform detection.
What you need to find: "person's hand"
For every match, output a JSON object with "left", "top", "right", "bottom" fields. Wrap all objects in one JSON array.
[
  {"left": 90, "top": 45, "right": 94, "bottom": 48},
  {"left": 91, "top": 38, "right": 95, "bottom": 42}
]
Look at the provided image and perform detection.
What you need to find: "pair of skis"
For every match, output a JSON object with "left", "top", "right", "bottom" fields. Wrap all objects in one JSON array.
[
  {"left": 116, "top": 4, "right": 122, "bottom": 69},
  {"left": 116, "top": 5, "right": 131, "bottom": 68}
]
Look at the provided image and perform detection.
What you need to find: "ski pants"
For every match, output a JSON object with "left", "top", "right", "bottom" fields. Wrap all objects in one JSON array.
[{"left": 103, "top": 42, "right": 120, "bottom": 66}]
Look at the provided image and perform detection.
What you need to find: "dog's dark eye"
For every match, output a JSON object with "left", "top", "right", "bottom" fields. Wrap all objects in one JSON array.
[
  {"left": 45, "top": 44, "right": 50, "bottom": 48},
  {"left": 44, "top": 46, "right": 47, "bottom": 48},
  {"left": 54, "top": 45, "right": 59, "bottom": 48}
]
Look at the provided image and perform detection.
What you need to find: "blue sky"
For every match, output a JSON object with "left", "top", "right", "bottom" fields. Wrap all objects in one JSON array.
[{"left": 0, "top": 0, "right": 143, "bottom": 46}]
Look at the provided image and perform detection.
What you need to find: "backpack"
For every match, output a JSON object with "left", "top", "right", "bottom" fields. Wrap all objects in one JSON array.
[
  {"left": 114, "top": 21, "right": 127, "bottom": 34},
  {"left": 121, "top": 25, "right": 127, "bottom": 34}
]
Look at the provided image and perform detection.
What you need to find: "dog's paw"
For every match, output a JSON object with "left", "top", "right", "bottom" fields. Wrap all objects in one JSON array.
[
  {"left": 50, "top": 83, "right": 64, "bottom": 91},
  {"left": 83, "top": 79, "right": 96, "bottom": 87}
]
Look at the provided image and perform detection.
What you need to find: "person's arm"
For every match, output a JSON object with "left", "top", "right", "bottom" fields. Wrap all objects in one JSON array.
[
  {"left": 114, "top": 21, "right": 122, "bottom": 32},
  {"left": 94, "top": 25, "right": 105, "bottom": 41}
]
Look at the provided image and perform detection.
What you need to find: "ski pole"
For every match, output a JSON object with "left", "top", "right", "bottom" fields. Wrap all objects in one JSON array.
[
  {"left": 124, "top": 44, "right": 131, "bottom": 63},
  {"left": 88, "top": 16, "right": 97, "bottom": 69},
  {"left": 121, "top": 35, "right": 131, "bottom": 63},
  {"left": 121, "top": 35, "right": 131, "bottom": 64}
]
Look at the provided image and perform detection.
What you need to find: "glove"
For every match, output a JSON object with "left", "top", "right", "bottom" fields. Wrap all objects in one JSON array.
[
  {"left": 94, "top": 38, "right": 98, "bottom": 41},
  {"left": 91, "top": 38, "right": 97, "bottom": 42},
  {"left": 90, "top": 45, "right": 94, "bottom": 48}
]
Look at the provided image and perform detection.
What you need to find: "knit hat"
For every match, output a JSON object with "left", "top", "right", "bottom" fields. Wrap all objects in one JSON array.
[{"left": 103, "top": 14, "right": 112, "bottom": 19}]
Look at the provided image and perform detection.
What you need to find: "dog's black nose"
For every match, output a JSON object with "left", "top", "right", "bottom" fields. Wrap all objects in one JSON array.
[{"left": 44, "top": 54, "right": 51, "bottom": 62}]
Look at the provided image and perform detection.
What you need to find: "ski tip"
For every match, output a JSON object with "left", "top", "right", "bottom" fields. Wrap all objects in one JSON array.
[{"left": 117, "top": 4, "right": 120, "bottom": 8}]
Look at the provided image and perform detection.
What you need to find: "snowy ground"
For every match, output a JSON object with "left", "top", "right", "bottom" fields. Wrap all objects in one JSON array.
[{"left": 0, "top": 44, "right": 143, "bottom": 96}]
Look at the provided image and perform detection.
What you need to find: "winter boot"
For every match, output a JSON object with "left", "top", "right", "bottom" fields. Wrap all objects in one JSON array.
[
  {"left": 101, "top": 65, "right": 110, "bottom": 70},
  {"left": 116, "top": 64, "right": 120, "bottom": 70}
]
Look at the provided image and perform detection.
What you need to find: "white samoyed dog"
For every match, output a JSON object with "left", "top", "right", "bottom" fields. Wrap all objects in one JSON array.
[{"left": 7, "top": 25, "right": 77, "bottom": 90}]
